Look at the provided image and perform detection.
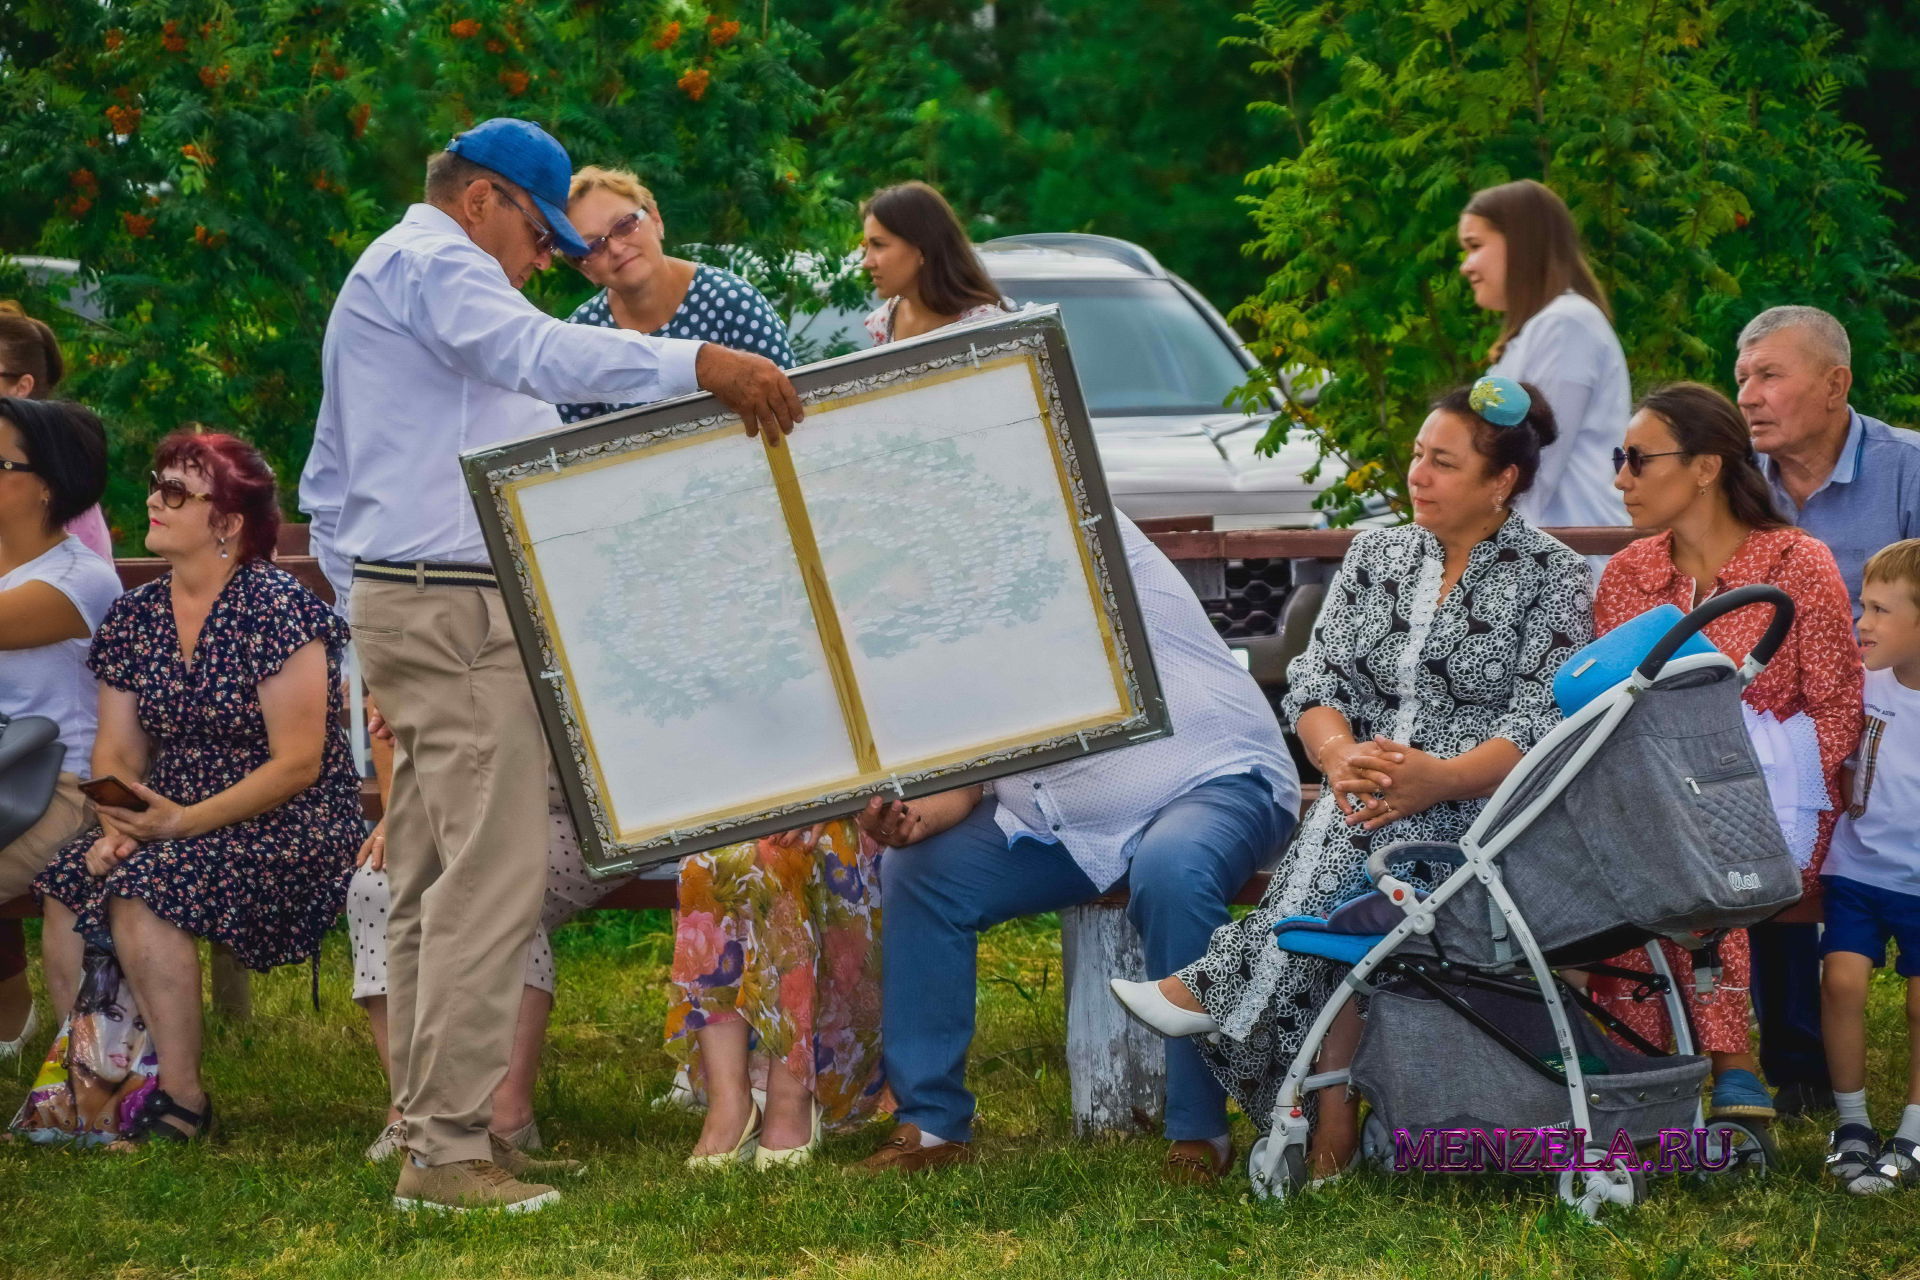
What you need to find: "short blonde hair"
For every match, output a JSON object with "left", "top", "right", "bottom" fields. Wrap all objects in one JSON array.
[
  {"left": 1864, "top": 539, "right": 1920, "bottom": 610},
  {"left": 568, "top": 164, "right": 659, "bottom": 217}
]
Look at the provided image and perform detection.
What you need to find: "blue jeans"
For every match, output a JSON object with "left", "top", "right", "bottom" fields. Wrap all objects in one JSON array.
[{"left": 880, "top": 772, "right": 1291, "bottom": 1142}]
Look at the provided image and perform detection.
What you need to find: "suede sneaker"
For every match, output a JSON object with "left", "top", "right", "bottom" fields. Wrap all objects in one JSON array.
[
  {"left": 392, "top": 1158, "right": 558, "bottom": 1213},
  {"left": 489, "top": 1130, "right": 584, "bottom": 1179},
  {"left": 854, "top": 1123, "right": 975, "bottom": 1174}
]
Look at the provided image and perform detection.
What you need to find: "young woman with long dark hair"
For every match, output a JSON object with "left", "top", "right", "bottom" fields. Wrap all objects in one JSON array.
[{"left": 859, "top": 182, "right": 1007, "bottom": 344}]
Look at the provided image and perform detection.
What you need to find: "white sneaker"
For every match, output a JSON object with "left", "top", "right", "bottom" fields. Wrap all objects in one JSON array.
[
  {"left": 1109, "top": 978, "right": 1219, "bottom": 1037},
  {"left": 0, "top": 1002, "right": 39, "bottom": 1060}
]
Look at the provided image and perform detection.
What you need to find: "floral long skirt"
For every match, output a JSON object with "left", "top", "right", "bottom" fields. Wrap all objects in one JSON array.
[
  {"left": 666, "top": 820, "right": 886, "bottom": 1130},
  {"left": 1588, "top": 928, "right": 1753, "bottom": 1056}
]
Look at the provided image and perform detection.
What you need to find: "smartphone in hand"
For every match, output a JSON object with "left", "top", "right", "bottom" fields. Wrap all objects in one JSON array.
[{"left": 79, "top": 774, "right": 151, "bottom": 813}]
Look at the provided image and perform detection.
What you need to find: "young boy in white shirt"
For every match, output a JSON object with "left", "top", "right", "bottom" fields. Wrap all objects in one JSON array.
[{"left": 1822, "top": 538, "right": 1920, "bottom": 1194}]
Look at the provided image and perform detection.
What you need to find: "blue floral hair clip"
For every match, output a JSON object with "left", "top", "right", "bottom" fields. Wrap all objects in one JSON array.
[{"left": 1469, "top": 376, "right": 1531, "bottom": 428}]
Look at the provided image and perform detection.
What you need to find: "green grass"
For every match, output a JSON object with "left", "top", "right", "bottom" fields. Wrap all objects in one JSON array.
[{"left": 4, "top": 911, "right": 1920, "bottom": 1280}]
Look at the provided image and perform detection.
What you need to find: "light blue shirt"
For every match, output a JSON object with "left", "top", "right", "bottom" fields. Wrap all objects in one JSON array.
[
  {"left": 300, "top": 204, "right": 705, "bottom": 608},
  {"left": 1762, "top": 409, "right": 1920, "bottom": 614},
  {"left": 990, "top": 515, "right": 1302, "bottom": 890}
]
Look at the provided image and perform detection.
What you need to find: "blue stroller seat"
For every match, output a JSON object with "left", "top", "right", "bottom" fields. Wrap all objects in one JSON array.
[
  {"left": 1271, "top": 841, "right": 1467, "bottom": 964},
  {"left": 1272, "top": 889, "right": 1429, "bottom": 966}
]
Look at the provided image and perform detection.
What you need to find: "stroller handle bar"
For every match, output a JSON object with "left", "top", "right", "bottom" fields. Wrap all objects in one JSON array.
[{"left": 1633, "top": 584, "right": 1795, "bottom": 683}]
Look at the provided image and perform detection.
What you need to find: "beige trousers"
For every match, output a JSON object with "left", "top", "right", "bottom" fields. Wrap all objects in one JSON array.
[
  {"left": 350, "top": 580, "right": 549, "bottom": 1166},
  {"left": 0, "top": 772, "right": 89, "bottom": 902}
]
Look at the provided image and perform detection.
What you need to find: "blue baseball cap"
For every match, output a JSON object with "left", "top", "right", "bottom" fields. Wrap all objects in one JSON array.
[{"left": 445, "top": 118, "right": 589, "bottom": 259}]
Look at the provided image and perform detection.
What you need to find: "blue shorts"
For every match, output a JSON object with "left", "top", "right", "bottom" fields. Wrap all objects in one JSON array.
[{"left": 1820, "top": 875, "right": 1920, "bottom": 978}]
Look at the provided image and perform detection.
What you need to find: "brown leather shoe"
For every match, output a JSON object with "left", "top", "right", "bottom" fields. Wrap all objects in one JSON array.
[
  {"left": 1163, "top": 1138, "right": 1232, "bottom": 1186},
  {"left": 854, "top": 1123, "right": 975, "bottom": 1174}
]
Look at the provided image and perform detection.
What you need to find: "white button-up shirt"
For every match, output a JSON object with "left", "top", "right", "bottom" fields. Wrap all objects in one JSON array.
[
  {"left": 300, "top": 203, "right": 705, "bottom": 606},
  {"left": 991, "top": 515, "right": 1301, "bottom": 890}
]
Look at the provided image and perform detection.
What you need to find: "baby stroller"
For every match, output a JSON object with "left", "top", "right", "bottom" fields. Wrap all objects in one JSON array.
[{"left": 1249, "top": 585, "right": 1803, "bottom": 1219}]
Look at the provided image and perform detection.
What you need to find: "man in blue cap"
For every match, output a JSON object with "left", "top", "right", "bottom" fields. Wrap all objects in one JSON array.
[{"left": 301, "top": 117, "right": 803, "bottom": 1213}]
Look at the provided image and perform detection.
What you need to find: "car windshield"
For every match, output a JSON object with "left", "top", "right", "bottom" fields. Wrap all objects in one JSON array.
[{"left": 998, "top": 279, "right": 1256, "bottom": 416}]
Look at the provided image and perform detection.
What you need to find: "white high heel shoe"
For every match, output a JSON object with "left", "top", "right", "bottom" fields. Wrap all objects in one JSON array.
[
  {"left": 1109, "top": 978, "right": 1219, "bottom": 1037},
  {"left": 684, "top": 1101, "right": 761, "bottom": 1171},
  {"left": 753, "top": 1099, "right": 823, "bottom": 1170}
]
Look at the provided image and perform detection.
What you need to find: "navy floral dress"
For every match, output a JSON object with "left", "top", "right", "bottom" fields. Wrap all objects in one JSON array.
[{"left": 36, "top": 560, "right": 362, "bottom": 972}]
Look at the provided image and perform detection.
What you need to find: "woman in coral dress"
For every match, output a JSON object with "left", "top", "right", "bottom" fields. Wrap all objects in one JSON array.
[{"left": 1588, "top": 383, "right": 1862, "bottom": 1121}]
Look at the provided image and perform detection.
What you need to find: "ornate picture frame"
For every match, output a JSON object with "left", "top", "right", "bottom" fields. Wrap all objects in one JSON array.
[{"left": 462, "top": 307, "right": 1169, "bottom": 875}]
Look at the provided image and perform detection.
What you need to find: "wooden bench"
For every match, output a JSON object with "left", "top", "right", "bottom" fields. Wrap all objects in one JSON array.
[{"left": 5, "top": 524, "right": 1638, "bottom": 1129}]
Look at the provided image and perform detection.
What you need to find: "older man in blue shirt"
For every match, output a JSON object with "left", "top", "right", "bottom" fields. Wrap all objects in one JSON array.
[
  {"left": 1738, "top": 306, "right": 1920, "bottom": 610},
  {"left": 1735, "top": 304, "right": 1920, "bottom": 1118}
]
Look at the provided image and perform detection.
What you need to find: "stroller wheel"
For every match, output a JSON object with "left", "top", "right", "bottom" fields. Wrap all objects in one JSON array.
[
  {"left": 1556, "top": 1163, "right": 1646, "bottom": 1220},
  {"left": 1247, "top": 1135, "right": 1307, "bottom": 1201},
  {"left": 1695, "top": 1119, "right": 1776, "bottom": 1182}
]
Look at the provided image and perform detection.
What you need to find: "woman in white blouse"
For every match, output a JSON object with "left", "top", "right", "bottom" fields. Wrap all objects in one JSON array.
[{"left": 1457, "top": 180, "right": 1631, "bottom": 533}]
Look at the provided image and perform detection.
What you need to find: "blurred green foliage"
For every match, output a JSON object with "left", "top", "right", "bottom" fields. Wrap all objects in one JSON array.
[
  {"left": 1231, "top": 0, "right": 1916, "bottom": 522},
  {"left": 0, "top": 0, "right": 834, "bottom": 545},
  {"left": 0, "top": 0, "right": 1913, "bottom": 540}
]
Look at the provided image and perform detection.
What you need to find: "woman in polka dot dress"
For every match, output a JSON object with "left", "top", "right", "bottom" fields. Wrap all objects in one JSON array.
[
  {"left": 556, "top": 165, "right": 792, "bottom": 426},
  {"left": 552, "top": 164, "right": 886, "bottom": 1170}
]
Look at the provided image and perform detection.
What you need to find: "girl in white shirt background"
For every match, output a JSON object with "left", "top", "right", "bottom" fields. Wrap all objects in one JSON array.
[{"left": 1458, "top": 179, "right": 1632, "bottom": 535}]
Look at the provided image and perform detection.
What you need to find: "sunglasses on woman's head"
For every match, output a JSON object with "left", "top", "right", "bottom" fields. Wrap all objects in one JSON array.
[
  {"left": 149, "top": 471, "right": 215, "bottom": 509},
  {"left": 1612, "top": 446, "right": 1692, "bottom": 477},
  {"left": 566, "top": 208, "right": 650, "bottom": 267},
  {"left": 0, "top": 457, "right": 36, "bottom": 474}
]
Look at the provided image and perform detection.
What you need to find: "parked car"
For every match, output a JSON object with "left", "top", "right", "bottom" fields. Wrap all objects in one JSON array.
[
  {"left": 790, "top": 233, "right": 1338, "bottom": 531},
  {"left": 784, "top": 233, "right": 1340, "bottom": 641}
]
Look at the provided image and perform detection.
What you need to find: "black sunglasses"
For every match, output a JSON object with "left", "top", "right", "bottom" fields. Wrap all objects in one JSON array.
[
  {"left": 0, "top": 457, "right": 36, "bottom": 475},
  {"left": 489, "top": 182, "right": 557, "bottom": 255},
  {"left": 567, "top": 208, "right": 650, "bottom": 267},
  {"left": 1612, "top": 445, "right": 1692, "bottom": 477},
  {"left": 149, "top": 471, "right": 215, "bottom": 509}
]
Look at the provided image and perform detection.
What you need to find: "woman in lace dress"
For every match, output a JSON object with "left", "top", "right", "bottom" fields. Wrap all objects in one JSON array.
[{"left": 1115, "top": 378, "right": 1593, "bottom": 1178}]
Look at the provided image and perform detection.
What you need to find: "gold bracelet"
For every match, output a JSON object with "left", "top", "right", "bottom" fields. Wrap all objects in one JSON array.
[{"left": 1314, "top": 731, "right": 1354, "bottom": 761}]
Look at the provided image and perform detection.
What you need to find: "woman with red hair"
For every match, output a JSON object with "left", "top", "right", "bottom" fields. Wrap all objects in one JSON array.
[{"left": 34, "top": 430, "right": 362, "bottom": 1145}]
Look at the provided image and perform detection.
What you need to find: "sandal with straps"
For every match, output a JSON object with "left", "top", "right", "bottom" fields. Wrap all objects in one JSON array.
[{"left": 113, "top": 1089, "right": 215, "bottom": 1147}]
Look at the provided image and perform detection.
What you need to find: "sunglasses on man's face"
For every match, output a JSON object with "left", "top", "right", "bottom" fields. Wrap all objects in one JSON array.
[
  {"left": 1612, "top": 445, "right": 1692, "bottom": 477},
  {"left": 149, "top": 471, "right": 215, "bottom": 509},
  {"left": 567, "top": 208, "right": 650, "bottom": 267},
  {"left": 489, "top": 182, "right": 557, "bottom": 256}
]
